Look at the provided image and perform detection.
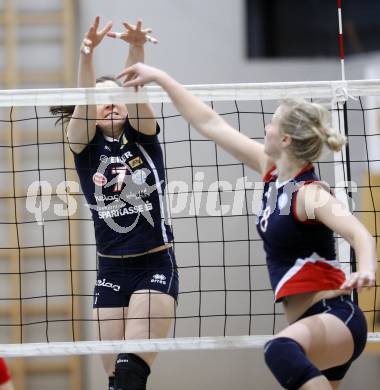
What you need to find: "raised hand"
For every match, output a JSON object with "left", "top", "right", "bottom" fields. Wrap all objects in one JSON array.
[
  {"left": 81, "top": 16, "right": 113, "bottom": 55},
  {"left": 107, "top": 19, "right": 158, "bottom": 46},
  {"left": 117, "top": 63, "right": 163, "bottom": 90}
]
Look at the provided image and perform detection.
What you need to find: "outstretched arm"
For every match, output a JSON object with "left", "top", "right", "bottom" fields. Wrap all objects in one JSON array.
[
  {"left": 108, "top": 20, "right": 157, "bottom": 135},
  {"left": 297, "top": 184, "right": 377, "bottom": 291},
  {"left": 66, "top": 16, "right": 112, "bottom": 154},
  {"left": 117, "top": 63, "right": 272, "bottom": 175}
]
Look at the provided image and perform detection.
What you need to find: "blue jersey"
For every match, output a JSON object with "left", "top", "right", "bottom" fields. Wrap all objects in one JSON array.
[
  {"left": 256, "top": 165, "right": 345, "bottom": 302},
  {"left": 74, "top": 119, "right": 173, "bottom": 256}
]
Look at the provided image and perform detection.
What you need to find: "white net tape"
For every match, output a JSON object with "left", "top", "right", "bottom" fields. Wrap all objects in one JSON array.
[
  {"left": 0, "top": 336, "right": 271, "bottom": 358},
  {"left": 0, "top": 334, "right": 379, "bottom": 358},
  {"left": 0, "top": 79, "right": 379, "bottom": 107}
]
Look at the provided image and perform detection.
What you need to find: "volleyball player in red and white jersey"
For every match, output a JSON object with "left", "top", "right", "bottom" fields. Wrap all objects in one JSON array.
[{"left": 120, "top": 63, "right": 377, "bottom": 389}]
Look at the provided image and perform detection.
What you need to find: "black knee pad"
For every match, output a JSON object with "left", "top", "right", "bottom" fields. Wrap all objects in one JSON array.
[
  {"left": 109, "top": 376, "right": 115, "bottom": 390},
  {"left": 114, "top": 353, "right": 151, "bottom": 390},
  {"left": 264, "top": 337, "right": 321, "bottom": 390}
]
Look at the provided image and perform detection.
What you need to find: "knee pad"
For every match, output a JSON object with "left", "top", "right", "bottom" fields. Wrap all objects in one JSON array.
[
  {"left": 109, "top": 376, "right": 114, "bottom": 390},
  {"left": 114, "top": 353, "right": 150, "bottom": 390},
  {"left": 264, "top": 337, "right": 321, "bottom": 390}
]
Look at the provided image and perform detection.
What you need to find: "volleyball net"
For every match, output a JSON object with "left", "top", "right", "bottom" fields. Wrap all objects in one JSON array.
[{"left": 0, "top": 79, "right": 379, "bottom": 358}]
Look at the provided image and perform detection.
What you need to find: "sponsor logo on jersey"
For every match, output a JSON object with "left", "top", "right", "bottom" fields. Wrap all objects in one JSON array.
[
  {"left": 150, "top": 274, "right": 167, "bottom": 285},
  {"left": 128, "top": 156, "right": 143, "bottom": 169},
  {"left": 93, "top": 172, "right": 108, "bottom": 186},
  {"left": 132, "top": 169, "right": 148, "bottom": 185},
  {"left": 88, "top": 157, "right": 161, "bottom": 233},
  {"left": 95, "top": 194, "right": 120, "bottom": 202},
  {"left": 99, "top": 151, "right": 133, "bottom": 164},
  {"left": 98, "top": 201, "right": 153, "bottom": 219},
  {"left": 94, "top": 188, "right": 149, "bottom": 203}
]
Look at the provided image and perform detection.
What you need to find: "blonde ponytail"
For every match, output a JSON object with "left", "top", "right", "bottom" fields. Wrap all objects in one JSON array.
[
  {"left": 321, "top": 127, "right": 347, "bottom": 152},
  {"left": 279, "top": 99, "right": 346, "bottom": 161}
]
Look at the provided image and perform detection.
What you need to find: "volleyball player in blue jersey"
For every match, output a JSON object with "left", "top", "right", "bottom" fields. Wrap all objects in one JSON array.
[
  {"left": 120, "top": 63, "right": 377, "bottom": 390},
  {"left": 51, "top": 19, "right": 178, "bottom": 390}
]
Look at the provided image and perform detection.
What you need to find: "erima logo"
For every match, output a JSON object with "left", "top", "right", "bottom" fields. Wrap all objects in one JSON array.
[
  {"left": 96, "top": 278, "right": 120, "bottom": 292},
  {"left": 151, "top": 274, "right": 166, "bottom": 285},
  {"left": 117, "top": 358, "right": 129, "bottom": 364}
]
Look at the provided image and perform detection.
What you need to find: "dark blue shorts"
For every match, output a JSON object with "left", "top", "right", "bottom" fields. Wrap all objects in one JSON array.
[
  {"left": 298, "top": 295, "right": 368, "bottom": 381},
  {"left": 93, "top": 247, "right": 179, "bottom": 308}
]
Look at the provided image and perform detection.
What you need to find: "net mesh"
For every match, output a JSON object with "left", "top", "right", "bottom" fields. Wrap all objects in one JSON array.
[{"left": 0, "top": 80, "right": 379, "bottom": 357}]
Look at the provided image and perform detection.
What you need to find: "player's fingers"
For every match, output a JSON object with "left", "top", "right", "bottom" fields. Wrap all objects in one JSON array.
[
  {"left": 123, "top": 75, "right": 141, "bottom": 87},
  {"left": 340, "top": 274, "right": 357, "bottom": 290},
  {"left": 116, "top": 67, "right": 134, "bottom": 80},
  {"left": 93, "top": 16, "right": 100, "bottom": 30},
  {"left": 99, "top": 21, "right": 113, "bottom": 37},
  {"left": 123, "top": 22, "right": 134, "bottom": 31},
  {"left": 106, "top": 31, "right": 117, "bottom": 38},
  {"left": 107, "top": 31, "right": 124, "bottom": 39}
]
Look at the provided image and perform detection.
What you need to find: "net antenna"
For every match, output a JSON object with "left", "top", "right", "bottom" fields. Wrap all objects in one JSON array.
[
  {"left": 332, "top": 0, "right": 358, "bottom": 301},
  {"left": 337, "top": 0, "right": 346, "bottom": 82},
  {"left": 332, "top": 0, "right": 349, "bottom": 279}
]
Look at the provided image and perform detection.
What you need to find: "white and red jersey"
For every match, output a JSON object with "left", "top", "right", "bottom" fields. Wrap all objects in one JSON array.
[{"left": 256, "top": 164, "right": 346, "bottom": 302}]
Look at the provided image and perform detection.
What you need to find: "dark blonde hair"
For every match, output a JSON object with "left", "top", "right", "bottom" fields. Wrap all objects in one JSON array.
[
  {"left": 278, "top": 98, "right": 346, "bottom": 162},
  {"left": 49, "top": 76, "right": 122, "bottom": 125}
]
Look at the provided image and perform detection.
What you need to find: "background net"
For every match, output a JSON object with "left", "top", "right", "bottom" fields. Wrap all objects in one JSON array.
[{"left": 0, "top": 80, "right": 379, "bottom": 358}]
